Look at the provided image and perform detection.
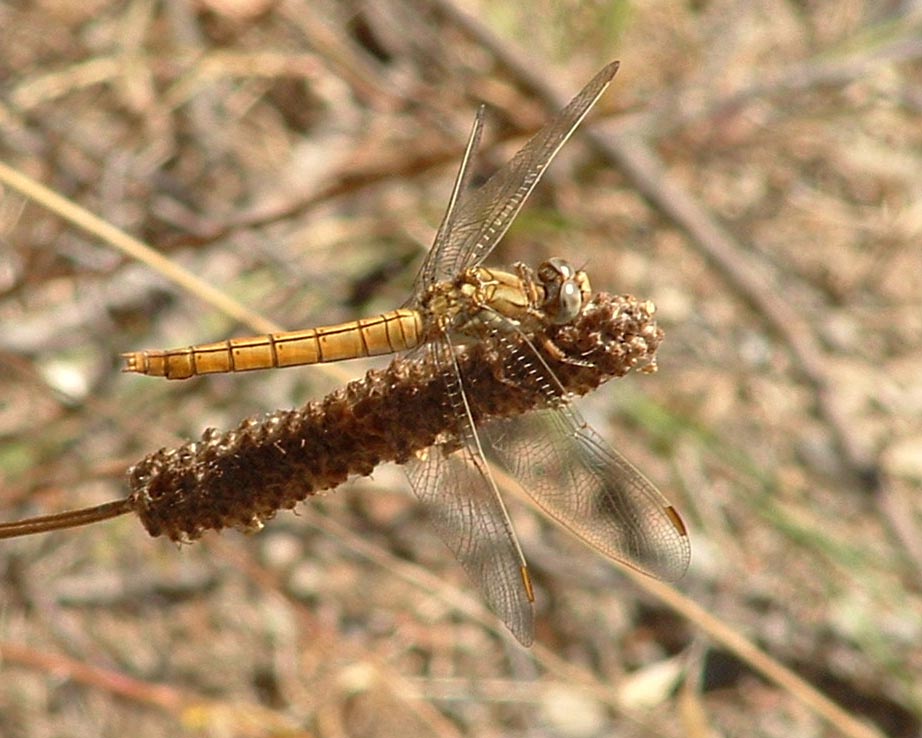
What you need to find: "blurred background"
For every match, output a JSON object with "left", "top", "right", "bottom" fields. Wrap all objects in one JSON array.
[{"left": 1, "top": 1, "right": 921, "bottom": 736}]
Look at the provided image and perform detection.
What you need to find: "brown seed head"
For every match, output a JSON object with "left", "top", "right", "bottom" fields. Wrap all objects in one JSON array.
[{"left": 127, "top": 293, "right": 662, "bottom": 541}]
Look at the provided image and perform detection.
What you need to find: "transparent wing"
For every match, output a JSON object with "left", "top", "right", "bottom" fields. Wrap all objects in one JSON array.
[
  {"left": 413, "top": 61, "right": 619, "bottom": 292},
  {"left": 481, "top": 404, "right": 690, "bottom": 582},
  {"left": 403, "top": 337, "right": 535, "bottom": 646},
  {"left": 412, "top": 107, "right": 484, "bottom": 294}
]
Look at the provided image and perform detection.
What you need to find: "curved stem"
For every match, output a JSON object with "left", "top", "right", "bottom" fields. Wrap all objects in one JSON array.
[{"left": 0, "top": 498, "right": 135, "bottom": 539}]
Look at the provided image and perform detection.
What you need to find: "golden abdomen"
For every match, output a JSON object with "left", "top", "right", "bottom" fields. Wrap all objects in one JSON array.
[{"left": 122, "top": 309, "right": 423, "bottom": 380}]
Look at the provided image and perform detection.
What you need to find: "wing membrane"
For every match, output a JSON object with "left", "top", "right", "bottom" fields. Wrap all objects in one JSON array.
[
  {"left": 481, "top": 406, "right": 690, "bottom": 582},
  {"left": 403, "top": 339, "right": 535, "bottom": 645},
  {"left": 414, "top": 61, "right": 619, "bottom": 289},
  {"left": 413, "top": 108, "right": 485, "bottom": 294}
]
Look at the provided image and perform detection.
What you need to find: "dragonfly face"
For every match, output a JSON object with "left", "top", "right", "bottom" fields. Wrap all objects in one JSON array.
[
  {"left": 537, "top": 258, "right": 591, "bottom": 325},
  {"left": 121, "top": 62, "right": 690, "bottom": 646}
]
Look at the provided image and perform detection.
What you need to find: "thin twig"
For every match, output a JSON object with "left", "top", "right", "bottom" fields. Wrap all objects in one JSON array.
[
  {"left": 0, "top": 160, "right": 279, "bottom": 335},
  {"left": 0, "top": 499, "right": 134, "bottom": 539},
  {"left": 621, "top": 569, "right": 886, "bottom": 738}
]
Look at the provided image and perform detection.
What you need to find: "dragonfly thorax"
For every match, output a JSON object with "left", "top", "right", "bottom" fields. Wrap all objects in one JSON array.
[
  {"left": 418, "top": 259, "right": 591, "bottom": 345},
  {"left": 419, "top": 266, "right": 532, "bottom": 340}
]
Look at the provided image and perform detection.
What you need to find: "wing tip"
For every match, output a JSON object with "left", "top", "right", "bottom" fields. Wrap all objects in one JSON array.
[{"left": 602, "top": 60, "right": 621, "bottom": 80}]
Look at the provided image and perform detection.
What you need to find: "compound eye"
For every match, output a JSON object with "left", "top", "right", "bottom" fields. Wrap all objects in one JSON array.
[
  {"left": 554, "top": 279, "right": 582, "bottom": 323},
  {"left": 554, "top": 259, "right": 575, "bottom": 280},
  {"left": 540, "top": 257, "right": 572, "bottom": 281}
]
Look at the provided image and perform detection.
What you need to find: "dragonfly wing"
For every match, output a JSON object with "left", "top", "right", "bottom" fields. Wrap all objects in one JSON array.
[
  {"left": 420, "top": 61, "right": 619, "bottom": 285},
  {"left": 481, "top": 404, "right": 691, "bottom": 583},
  {"left": 404, "top": 340, "right": 535, "bottom": 645},
  {"left": 412, "top": 108, "right": 485, "bottom": 294}
]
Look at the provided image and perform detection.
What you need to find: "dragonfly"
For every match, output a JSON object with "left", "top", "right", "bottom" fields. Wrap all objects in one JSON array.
[{"left": 122, "top": 61, "right": 690, "bottom": 646}]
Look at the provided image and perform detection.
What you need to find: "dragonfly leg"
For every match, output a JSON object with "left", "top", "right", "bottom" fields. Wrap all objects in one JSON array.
[
  {"left": 513, "top": 262, "right": 546, "bottom": 323},
  {"left": 539, "top": 335, "right": 593, "bottom": 368}
]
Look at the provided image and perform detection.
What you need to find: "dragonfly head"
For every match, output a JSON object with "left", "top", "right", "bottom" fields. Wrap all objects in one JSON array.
[{"left": 538, "top": 258, "right": 592, "bottom": 324}]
